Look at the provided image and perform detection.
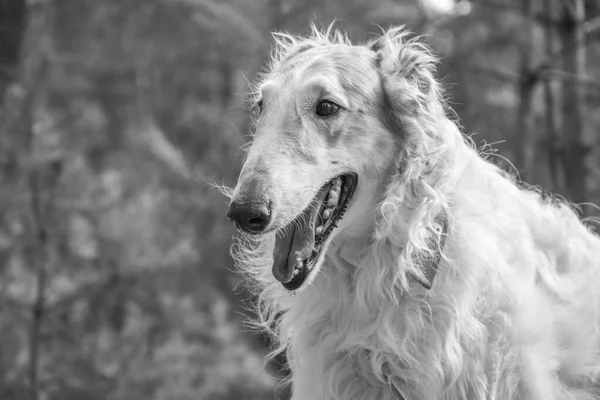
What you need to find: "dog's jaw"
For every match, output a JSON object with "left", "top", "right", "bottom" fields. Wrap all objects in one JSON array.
[
  {"left": 284, "top": 170, "right": 387, "bottom": 293},
  {"left": 278, "top": 173, "right": 358, "bottom": 292}
]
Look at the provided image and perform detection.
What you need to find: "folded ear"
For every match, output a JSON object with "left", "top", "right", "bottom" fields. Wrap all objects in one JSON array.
[{"left": 369, "top": 28, "right": 452, "bottom": 290}]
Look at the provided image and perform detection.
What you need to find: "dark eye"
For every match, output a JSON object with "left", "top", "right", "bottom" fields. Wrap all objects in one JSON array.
[
  {"left": 256, "top": 99, "right": 264, "bottom": 114},
  {"left": 316, "top": 100, "right": 340, "bottom": 117}
]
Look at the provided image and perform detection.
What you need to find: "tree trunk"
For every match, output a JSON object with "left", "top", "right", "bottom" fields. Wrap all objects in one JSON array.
[
  {"left": 0, "top": 0, "right": 27, "bottom": 95},
  {"left": 515, "top": 0, "right": 537, "bottom": 182},
  {"left": 560, "top": 0, "right": 589, "bottom": 205},
  {"left": 0, "top": 0, "right": 28, "bottom": 177},
  {"left": 542, "top": 0, "right": 563, "bottom": 193},
  {"left": 1, "top": 2, "right": 57, "bottom": 399}
]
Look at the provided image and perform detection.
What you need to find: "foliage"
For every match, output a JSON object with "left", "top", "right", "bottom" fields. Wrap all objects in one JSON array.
[{"left": 0, "top": 0, "right": 598, "bottom": 399}]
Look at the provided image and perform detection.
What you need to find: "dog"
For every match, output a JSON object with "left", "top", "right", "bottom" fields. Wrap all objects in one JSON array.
[{"left": 225, "top": 25, "right": 600, "bottom": 400}]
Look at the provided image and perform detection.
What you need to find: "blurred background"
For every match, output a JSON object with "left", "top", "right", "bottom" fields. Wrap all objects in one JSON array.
[{"left": 0, "top": 0, "right": 599, "bottom": 399}]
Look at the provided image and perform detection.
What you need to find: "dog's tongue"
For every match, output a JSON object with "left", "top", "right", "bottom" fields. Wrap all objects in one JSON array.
[{"left": 272, "top": 186, "right": 330, "bottom": 283}]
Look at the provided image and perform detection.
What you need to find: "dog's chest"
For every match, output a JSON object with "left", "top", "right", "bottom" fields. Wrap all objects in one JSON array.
[
  {"left": 286, "top": 265, "right": 417, "bottom": 399},
  {"left": 285, "top": 246, "right": 485, "bottom": 400}
]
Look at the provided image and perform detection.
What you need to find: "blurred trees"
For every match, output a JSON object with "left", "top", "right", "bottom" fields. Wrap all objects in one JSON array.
[
  {"left": 559, "top": 0, "right": 590, "bottom": 204},
  {"left": 430, "top": 0, "right": 600, "bottom": 210},
  {"left": 1, "top": 1, "right": 273, "bottom": 399},
  {"left": 0, "top": 0, "right": 599, "bottom": 399}
]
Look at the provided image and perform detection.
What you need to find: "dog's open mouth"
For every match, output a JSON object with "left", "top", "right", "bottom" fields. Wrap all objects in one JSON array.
[{"left": 272, "top": 173, "right": 358, "bottom": 290}]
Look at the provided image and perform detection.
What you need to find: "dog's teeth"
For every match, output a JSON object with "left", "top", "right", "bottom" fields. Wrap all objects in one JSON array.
[
  {"left": 293, "top": 269, "right": 299, "bottom": 276},
  {"left": 295, "top": 257, "right": 306, "bottom": 271},
  {"left": 315, "top": 226, "right": 323, "bottom": 235},
  {"left": 327, "top": 193, "right": 339, "bottom": 207},
  {"left": 323, "top": 209, "right": 332, "bottom": 219}
]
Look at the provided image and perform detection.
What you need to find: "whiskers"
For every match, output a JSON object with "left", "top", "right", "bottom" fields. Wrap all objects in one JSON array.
[{"left": 211, "top": 182, "right": 234, "bottom": 199}]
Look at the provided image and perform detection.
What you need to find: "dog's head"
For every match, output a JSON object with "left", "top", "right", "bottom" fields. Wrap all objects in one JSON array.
[{"left": 227, "top": 26, "right": 451, "bottom": 291}]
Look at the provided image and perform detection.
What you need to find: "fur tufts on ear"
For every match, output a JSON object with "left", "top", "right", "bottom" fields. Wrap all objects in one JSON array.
[{"left": 368, "top": 27, "right": 442, "bottom": 120}]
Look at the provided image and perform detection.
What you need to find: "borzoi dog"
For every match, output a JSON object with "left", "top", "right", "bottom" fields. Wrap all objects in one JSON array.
[{"left": 225, "top": 25, "right": 600, "bottom": 400}]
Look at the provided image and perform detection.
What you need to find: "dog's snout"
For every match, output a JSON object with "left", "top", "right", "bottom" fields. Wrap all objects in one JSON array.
[{"left": 226, "top": 200, "right": 271, "bottom": 234}]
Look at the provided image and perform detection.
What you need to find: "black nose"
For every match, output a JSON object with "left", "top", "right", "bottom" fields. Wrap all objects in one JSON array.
[{"left": 226, "top": 200, "right": 271, "bottom": 233}]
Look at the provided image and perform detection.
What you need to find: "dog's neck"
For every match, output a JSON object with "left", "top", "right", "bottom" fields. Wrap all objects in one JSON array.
[{"left": 327, "top": 182, "right": 388, "bottom": 269}]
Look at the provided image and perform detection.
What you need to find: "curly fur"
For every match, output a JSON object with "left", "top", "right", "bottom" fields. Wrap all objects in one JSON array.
[{"left": 227, "top": 24, "right": 600, "bottom": 400}]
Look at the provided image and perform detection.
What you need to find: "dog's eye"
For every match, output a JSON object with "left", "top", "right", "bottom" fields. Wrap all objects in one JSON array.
[
  {"left": 316, "top": 100, "right": 340, "bottom": 117},
  {"left": 256, "top": 99, "right": 264, "bottom": 114}
]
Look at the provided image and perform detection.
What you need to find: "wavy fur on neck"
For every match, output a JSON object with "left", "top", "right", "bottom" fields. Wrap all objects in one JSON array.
[{"left": 228, "top": 25, "right": 600, "bottom": 400}]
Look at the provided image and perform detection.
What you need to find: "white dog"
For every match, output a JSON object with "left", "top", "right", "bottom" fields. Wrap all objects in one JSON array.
[{"left": 225, "top": 25, "right": 600, "bottom": 400}]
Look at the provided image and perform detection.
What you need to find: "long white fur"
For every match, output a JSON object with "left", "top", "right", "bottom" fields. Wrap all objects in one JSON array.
[{"left": 229, "top": 25, "right": 600, "bottom": 400}]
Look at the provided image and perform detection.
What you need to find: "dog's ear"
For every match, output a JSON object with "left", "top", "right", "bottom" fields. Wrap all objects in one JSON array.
[
  {"left": 370, "top": 28, "right": 453, "bottom": 290},
  {"left": 368, "top": 27, "right": 449, "bottom": 187}
]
